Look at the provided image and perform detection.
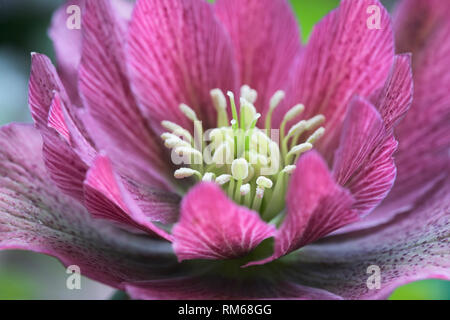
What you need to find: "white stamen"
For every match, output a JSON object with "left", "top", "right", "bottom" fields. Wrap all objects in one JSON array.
[
  {"left": 179, "top": 103, "right": 198, "bottom": 121},
  {"left": 161, "top": 132, "right": 176, "bottom": 141},
  {"left": 164, "top": 137, "right": 190, "bottom": 149},
  {"left": 252, "top": 113, "right": 262, "bottom": 124},
  {"left": 240, "top": 97, "right": 257, "bottom": 117},
  {"left": 240, "top": 97, "right": 258, "bottom": 129},
  {"left": 216, "top": 174, "right": 232, "bottom": 185},
  {"left": 256, "top": 176, "right": 273, "bottom": 189},
  {"left": 306, "top": 127, "right": 325, "bottom": 144},
  {"left": 249, "top": 151, "right": 269, "bottom": 166},
  {"left": 231, "top": 158, "right": 249, "bottom": 180},
  {"left": 287, "top": 120, "right": 307, "bottom": 138},
  {"left": 270, "top": 90, "right": 285, "bottom": 110},
  {"left": 240, "top": 85, "right": 258, "bottom": 104},
  {"left": 161, "top": 121, "right": 192, "bottom": 143},
  {"left": 306, "top": 115, "right": 325, "bottom": 130},
  {"left": 212, "top": 143, "right": 233, "bottom": 165},
  {"left": 240, "top": 183, "right": 251, "bottom": 196},
  {"left": 282, "top": 165, "right": 296, "bottom": 174},
  {"left": 256, "top": 186, "right": 265, "bottom": 199},
  {"left": 174, "top": 168, "right": 200, "bottom": 179},
  {"left": 202, "top": 172, "right": 215, "bottom": 182},
  {"left": 284, "top": 104, "right": 305, "bottom": 122},
  {"left": 210, "top": 89, "right": 227, "bottom": 110},
  {"left": 174, "top": 146, "right": 203, "bottom": 159},
  {"left": 287, "top": 142, "right": 313, "bottom": 158}
]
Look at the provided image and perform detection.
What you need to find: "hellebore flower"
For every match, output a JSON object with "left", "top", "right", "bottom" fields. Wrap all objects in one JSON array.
[{"left": 0, "top": 0, "right": 449, "bottom": 299}]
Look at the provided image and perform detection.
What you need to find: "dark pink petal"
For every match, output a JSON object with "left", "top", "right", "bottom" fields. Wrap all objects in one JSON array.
[
  {"left": 370, "top": 54, "right": 413, "bottom": 131},
  {"left": 215, "top": 0, "right": 302, "bottom": 116},
  {"left": 0, "top": 124, "right": 179, "bottom": 289},
  {"left": 281, "top": 176, "right": 450, "bottom": 299},
  {"left": 333, "top": 97, "right": 397, "bottom": 216},
  {"left": 83, "top": 154, "right": 177, "bottom": 241},
  {"left": 279, "top": 0, "right": 394, "bottom": 161},
  {"left": 385, "top": 0, "right": 450, "bottom": 214},
  {"left": 127, "top": 0, "right": 238, "bottom": 131},
  {"left": 120, "top": 177, "right": 180, "bottom": 225},
  {"left": 42, "top": 133, "right": 88, "bottom": 203},
  {"left": 47, "top": 93, "right": 70, "bottom": 141},
  {"left": 47, "top": 92, "right": 96, "bottom": 164},
  {"left": 28, "top": 53, "right": 69, "bottom": 129},
  {"left": 330, "top": 56, "right": 413, "bottom": 234},
  {"left": 28, "top": 54, "right": 94, "bottom": 202},
  {"left": 246, "top": 151, "right": 357, "bottom": 267},
  {"left": 172, "top": 183, "right": 275, "bottom": 262},
  {"left": 125, "top": 276, "right": 341, "bottom": 300},
  {"left": 79, "top": 0, "right": 171, "bottom": 190}
]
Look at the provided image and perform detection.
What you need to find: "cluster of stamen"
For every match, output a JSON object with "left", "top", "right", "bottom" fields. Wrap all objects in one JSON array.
[{"left": 161, "top": 85, "right": 325, "bottom": 221}]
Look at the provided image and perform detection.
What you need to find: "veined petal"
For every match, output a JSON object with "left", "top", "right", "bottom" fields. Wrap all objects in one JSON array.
[
  {"left": 333, "top": 97, "right": 397, "bottom": 216},
  {"left": 281, "top": 176, "right": 450, "bottom": 299},
  {"left": 370, "top": 54, "right": 413, "bottom": 132},
  {"left": 28, "top": 53, "right": 70, "bottom": 129},
  {"left": 49, "top": 0, "right": 134, "bottom": 105},
  {"left": 127, "top": 0, "right": 238, "bottom": 132},
  {"left": 83, "top": 154, "right": 178, "bottom": 241},
  {"left": 386, "top": 0, "right": 450, "bottom": 214},
  {"left": 28, "top": 54, "right": 94, "bottom": 202},
  {"left": 279, "top": 0, "right": 394, "bottom": 162},
  {"left": 172, "top": 183, "right": 275, "bottom": 262},
  {"left": 80, "top": 0, "right": 172, "bottom": 191},
  {"left": 246, "top": 151, "right": 357, "bottom": 267},
  {"left": 0, "top": 124, "right": 179, "bottom": 289},
  {"left": 215, "top": 0, "right": 302, "bottom": 117},
  {"left": 329, "top": 56, "right": 413, "bottom": 235},
  {"left": 125, "top": 276, "right": 341, "bottom": 300}
]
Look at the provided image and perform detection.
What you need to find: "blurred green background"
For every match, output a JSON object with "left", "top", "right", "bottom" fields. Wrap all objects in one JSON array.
[{"left": 0, "top": 0, "right": 448, "bottom": 300}]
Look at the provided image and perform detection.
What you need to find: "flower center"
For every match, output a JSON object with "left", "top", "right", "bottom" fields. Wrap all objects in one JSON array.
[{"left": 161, "top": 85, "right": 325, "bottom": 221}]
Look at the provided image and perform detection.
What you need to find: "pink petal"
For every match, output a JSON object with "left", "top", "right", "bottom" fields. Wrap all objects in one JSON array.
[
  {"left": 246, "top": 151, "right": 357, "bottom": 267},
  {"left": 281, "top": 176, "right": 450, "bottom": 299},
  {"left": 370, "top": 54, "right": 413, "bottom": 131},
  {"left": 28, "top": 53, "right": 70, "bottom": 129},
  {"left": 279, "top": 0, "right": 394, "bottom": 162},
  {"left": 84, "top": 154, "right": 177, "bottom": 241},
  {"left": 0, "top": 124, "right": 179, "bottom": 289},
  {"left": 215, "top": 0, "right": 302, "bottom": 117},
  {"left": 28, "top": 54, "right": 94, "bottom": 202},
  {"left": 126, "top": 0, "right": 238, "bottom": 132},
  {"left": 333, "top": 97, "right": 397, "bottom": 216},
  {"left": 386, "top": 0, "right": 450, "bottom": 214},
  {"left": 79, "top": 0, "right": 172, "bottom": 191},
  {"left": 172, "top": 183, "right": 275, "bottom": 262},
  {"left": 125, "top": 276, "right": 341, "bottom": 300},
  {"left": 44, "top": 95, "right": 94, "bottom": 201},
  {"left": 328, "top": 56, "right": 413, "bottom": 235}
]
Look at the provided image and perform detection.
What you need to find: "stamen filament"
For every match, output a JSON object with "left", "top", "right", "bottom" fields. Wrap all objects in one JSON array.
[
  {"left": 251, "top": 186, "right": 264, "bottom": 212},
  {"left": 265, "top": 90, "right": 285, "bottom": 133},
  {"left": 161, "top": 121, "right": 193, "bottom": 144},
  {"left": 280, "top": 104, "right": 305, "bottom": 160},
  {"left": 210, "top": 89, "right": 229, "bottom": 127},
  {"left": 286, "top": 143, "right": 312, "bottom": 165}
]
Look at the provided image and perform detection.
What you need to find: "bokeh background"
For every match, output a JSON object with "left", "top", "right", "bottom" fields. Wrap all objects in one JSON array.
[{"left": 0, "top": 0, "right": 448, "bottom": 300}]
